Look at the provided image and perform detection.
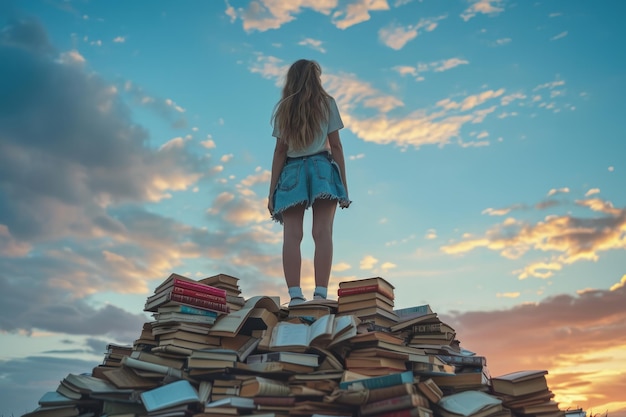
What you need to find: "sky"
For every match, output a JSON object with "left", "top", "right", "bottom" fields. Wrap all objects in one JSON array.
[{"left": 0, "top": 0, "right": 625, "bottom": 415}]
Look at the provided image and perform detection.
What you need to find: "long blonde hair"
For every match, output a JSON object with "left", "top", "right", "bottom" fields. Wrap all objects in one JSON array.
[{"left": 272, "top": 59, "right": 331, "bottom": 150}]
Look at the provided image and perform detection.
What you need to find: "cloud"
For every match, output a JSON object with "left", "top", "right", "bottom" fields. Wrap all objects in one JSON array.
[
  {"left": 227, "top": 0, "right": 390, "bottom": 32},
  {"left": 441, "top": 195, "right": 626, "bottom": 278},
  {"left": 298, "top": 37, "right": 326, "bottom": 53},
  {"left": 460, "top": 0, "right": 505, "bottom": 22},
  {"left": 442, "top": 285, "right": 626, "bottom": 414},
  {"left": 360, "top": 255, "right": 379, "bottom": 269},
  {"left": 394, "top": 57, "right": 468, "bottom": 80},
  {"left": 550, "top": 31, "right": 568, "bottom": 41},
  {"left": 250, "top": 54, "right": 570, "bottom": 150},
  {"left": 378, "top": 16, "right": 445, "bottom": 50}
]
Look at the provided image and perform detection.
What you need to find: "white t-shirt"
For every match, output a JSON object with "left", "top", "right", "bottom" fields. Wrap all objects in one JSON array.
[{"left": 272, "top": 97, "right": 344, "bottom": 158}]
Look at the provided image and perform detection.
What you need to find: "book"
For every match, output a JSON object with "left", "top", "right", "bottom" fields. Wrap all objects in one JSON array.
[
  {"left": 205, "top": 396, "right": 256, "bottom": 410},
  {"left": 361, "top": 393, "right": 430, "bottom": 416},
  {"left": 157, "top": 304, "right": 219, "bottom": 316},
  {"left": 208, "top": 296, "right": 280, "bottom": 337},
  {"left": 190, "top": 348, "right": 240, "bottom": 362},
  {"left": 269, "top": 314, "right": 357, "bottom": 351},
  {"left": 199, "top": 273, "right": 241, "bottom": 289},
  {"left": 57, "top": 373, "right": 134, "bottom": 397},
  {"left": 435, "top": 390, "right": 502, "bottom": 417},
  {"left": 146, "top": 291, "right": 230, "bottom": 313},
  {"left": 170, "top": 286, "right": 227, "bottom": 303},
  {"left": 220, "top": 334, "right": 261, "bottom": 362},
  {"left": 20, "top": 406, "right": 80, "bottom": 417},
  {"left": 512, "top": 400, "right": 561, "bottom": 414},
  {"left": 337, "top": 297, "right": 395, "bottom": 313},
  {"left": 437, "top": 355, "right": 487, "bottom": 367},
  {"left": 187, "top": 357, "right": 237, "bottom": 369},
  {"left": 121, "top": 356, "right": 184, "bottom": 379},
  {"left": 345, "top": 356, "right": 407, "bottom": 371},
  {"left": 491, "top": 370, "right": 549, "bottom": 396},
  {"left": 338, "top": 279, "right": 395, "bottom": 300},
  {"left": 339, "top": 370, "right": 414, "bottom": 390},
  {"left": 394, "top": 304, "right": 433, "bottom": 319},
  {"left": 375, "top": 407, "right": 433, "bottom": 417},
  {"left": 140, "top": 379, "right": 200, "bottom": 412},
  {"left": 390, "top": 312, "right": 439, "bottom": 332},
  {"left": 430, "top": 370, "right": 490, "bottom": 388},
  {"left": 348, "top": 331, "right": 405, "bottom": 346},
  {"left": 366, "top": 383, "right": 417, "bottom": 404},
  {"left": 247, "top": 351, "right": 320, "bottom": 367},
  {"left": 101, "top": 366, "right": 159, "bottom": 389},
  {"left": 417, "top": 378, "right": 444, "bottom": 403},
  {"left": 242, "top": 360, "right": 317, "bottom": 374},
  {"left": 338, "top": 290, "right": 394, "bottom": 305},
  {"left": 154, "top": 312, "right": 217, "bottom": 324},
  {"left": 239, "top": 376, "right": 291, "bottom": 397},
  {"left": 155, "top": 273, "right": 227, "bottom": 297}
]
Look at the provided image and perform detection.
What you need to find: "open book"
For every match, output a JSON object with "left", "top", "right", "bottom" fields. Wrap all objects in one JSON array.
[{"left": 269, "top": 314, "right": 358, "bottom": 352}]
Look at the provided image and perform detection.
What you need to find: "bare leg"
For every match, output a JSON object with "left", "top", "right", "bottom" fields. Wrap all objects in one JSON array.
[
  {"left": 312, "top": 199, "right": 337, "bottom": 288},
  {"left": 282, "top": 204, "right": 306, "bottom": 288}
]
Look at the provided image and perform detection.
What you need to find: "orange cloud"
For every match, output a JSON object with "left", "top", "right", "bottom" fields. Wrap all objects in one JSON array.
[{"left": 442, "top": 285, "right": 626, "bottom": 415}]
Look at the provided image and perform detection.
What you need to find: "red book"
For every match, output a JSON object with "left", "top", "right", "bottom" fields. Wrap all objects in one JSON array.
[
  {"left": 169, "top": 293, "right": 230, "bottom": 313},
  {"left": 338, "top": 284, "right": 394, "bottom": 300},
  {"left": 145, "top": 291, "right": 229, "bottom": 313},
  {"left": 155, "top": 274, "right": 227, "bottom": 297},
  {"left": 171, "top": 286, "right": 227, "bottom": 304}
]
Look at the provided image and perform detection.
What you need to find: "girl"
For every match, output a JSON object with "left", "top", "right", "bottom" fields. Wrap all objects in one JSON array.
[{"left": 268, "top": 59, "right": 351, "bottom": 307}]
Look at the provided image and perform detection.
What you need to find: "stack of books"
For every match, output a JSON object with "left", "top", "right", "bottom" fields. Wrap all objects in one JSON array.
[
  {"left": 491, "top": 370, "right": 561, "bottom": 417},
  {"left": 336, "top": 276, "right": 399, "bottom": 327},
  {"left": 21, "top": 272, "right": 572, "bottom": 417},
  {"left": 145, "top": 273, "right": 230, "bottom": 315},
  {"left": 199, "top": 273, "right": 245, "bottom": 312}
]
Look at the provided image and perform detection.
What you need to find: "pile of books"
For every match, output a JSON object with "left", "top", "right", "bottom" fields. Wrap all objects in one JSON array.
[
  {"left": 22, "top": 273, "right": 570, "bottom": 417},
  {"left": 337, "top": 277, "right": 399, "bottom": 328}
]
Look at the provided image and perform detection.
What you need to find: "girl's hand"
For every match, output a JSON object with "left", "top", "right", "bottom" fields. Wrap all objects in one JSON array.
[{"left": 268, "top": 194, "right": 274, "bottom": 214}]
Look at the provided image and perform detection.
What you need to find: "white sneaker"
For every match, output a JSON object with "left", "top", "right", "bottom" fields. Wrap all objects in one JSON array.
[{"left": 313, "top": 294, "right": 326, "bottom": 300}]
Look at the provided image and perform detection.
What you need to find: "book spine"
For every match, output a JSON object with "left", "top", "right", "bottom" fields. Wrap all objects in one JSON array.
[
  {"left": 340, "top": 371, "right": 414, "bottom": 390},
  {"left": 177, "top": 305, "right": 219, "bottom": 317},
  {"left": 172, "top": 278, "right": 227, "bottom": 297},
  {"left": 170, "top": 293, "right": 230, "bottom": 313},
  {"left": 253, "top": 396, "right": 296, "bottom": 406},
  {"left": 338, "top": 285, "right": 394, "bottom": 300},
  {"left": 362, "top": 395, "right": 427, "bottom": 416},
  {"left": 377, "top": 406, "right": 433, "bottom": 417},
  {"left": 367, "top": 383, "right": 415, "bottom": 404},
  {"left": 171, "top": 286, "right": 227, "bottom": 303}
]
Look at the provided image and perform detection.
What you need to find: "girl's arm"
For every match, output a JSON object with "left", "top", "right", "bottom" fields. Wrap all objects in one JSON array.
[
  {"left": 328, "top": 130, "right": 349, "bottom": 207},
  {"left": 268, "top": 139, "right": 288, "bottom": 213}
]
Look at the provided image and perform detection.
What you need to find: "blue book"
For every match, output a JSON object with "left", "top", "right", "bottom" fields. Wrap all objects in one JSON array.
[
  {"left": 157, "top": 304, "right": 219, "bottom": 317},
  {"left": 339, "top": 370, "right": 414, "bottom": 390},
  {"left": 140, "top": 380, "right": 199, "bottom": 412}
]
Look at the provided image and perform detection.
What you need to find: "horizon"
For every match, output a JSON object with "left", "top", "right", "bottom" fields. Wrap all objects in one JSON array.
[{"left": 0, "top": 0, "right": 625, "bottom": 415}]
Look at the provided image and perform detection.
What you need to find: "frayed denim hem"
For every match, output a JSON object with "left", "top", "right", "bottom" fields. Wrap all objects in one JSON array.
[{"left": 271, "top": 194, "right": 351, "bottom": 225}]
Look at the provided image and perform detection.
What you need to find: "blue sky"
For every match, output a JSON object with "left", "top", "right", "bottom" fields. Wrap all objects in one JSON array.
[{"left": 1, "top": 0, "right": 625, "bottom": 415}]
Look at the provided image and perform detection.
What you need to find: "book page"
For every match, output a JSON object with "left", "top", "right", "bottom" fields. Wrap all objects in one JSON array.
[
  {"left": 308, "top": 314, "right": 333, "bottom": 343},
  {"left": 271, "top": 322, "right": 310, "bottom": 347}
]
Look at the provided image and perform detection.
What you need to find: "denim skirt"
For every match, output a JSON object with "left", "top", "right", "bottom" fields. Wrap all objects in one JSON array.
[{"left": 272, "top": 151, "right": 350, "bottom": 224}]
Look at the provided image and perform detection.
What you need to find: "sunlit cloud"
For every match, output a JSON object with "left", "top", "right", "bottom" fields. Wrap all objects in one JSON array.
[
  {"left": 395, "top": 57, "right": 468, "bottom": 80},
  {"left": 298, "top": 37, "right": 326, "bottom": 53},
  {"left": 496, "top": 292, "right": 520, "bottom": 298},
  {"left": 610, "top": 275, "right": 626, "bottom": 291},
  {"left": 227, "top": 0, "right": 391, "bottom": 32},
  {"left": 333, "top": 262, "right": 352, "bottom": 272},
  {"left": 379, "top": 16, "right": 445, "bottom": 50},
  {"left": 442, "top": 195, "right": 626, "bottom": 278},
  {"left": 112, "top": 36, "right": 125, "bottom": 43},
  {"left": 460, "top": 0, "right": 505, "bottom": 22},
  {"left": 332, "top": 0, "right": 390, "bottom": 30},
  {"left": 360, "top": 255, "right": 379, "bottom": 269},
  {"left": 547, "top": 187, "right": 570, "bottom": 196}
]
